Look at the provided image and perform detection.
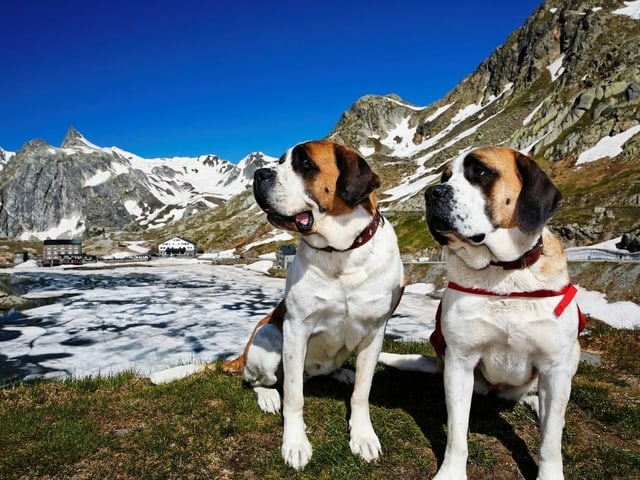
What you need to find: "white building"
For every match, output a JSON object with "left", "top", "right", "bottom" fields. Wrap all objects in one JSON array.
[
  {"left": 158, "top": 237, "right": 197, "bottom": 256},
  {"left": 275, "top": 244, "right": 296, "bottom": 269}
]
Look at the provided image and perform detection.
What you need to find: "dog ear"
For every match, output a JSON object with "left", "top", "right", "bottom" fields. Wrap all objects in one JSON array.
[
  {"left": 515, "top": 152, "right": 563, "bottom": 232},
  {"left": 335, "top": 144, "right": 380, "bottom": 206}
]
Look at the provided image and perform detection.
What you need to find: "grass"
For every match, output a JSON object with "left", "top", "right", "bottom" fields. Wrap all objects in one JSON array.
[
  {"left": 1, "top": 321, "right": 639, "bottom": 480},
  {"left": 387, "top": 212, "right": 438, "bottom": 253}
]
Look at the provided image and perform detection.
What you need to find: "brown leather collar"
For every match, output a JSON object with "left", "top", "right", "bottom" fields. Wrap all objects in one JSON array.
[
  {"left": 309, "top": 209, "right": 384, "bottom": 253},
  {"left": 489, "top": 237, "right": 543, "bottom": 270}
]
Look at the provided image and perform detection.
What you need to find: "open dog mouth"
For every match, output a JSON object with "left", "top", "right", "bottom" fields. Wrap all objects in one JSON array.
[
  {"left": 429, "top": 216, "right": 485, "bottom": 244},
  {"left": 266, "top": 210, "right": 314, "bottom": 233}
]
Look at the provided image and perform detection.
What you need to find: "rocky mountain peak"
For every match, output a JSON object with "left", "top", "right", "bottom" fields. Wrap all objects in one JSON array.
[
  {"left": 0, "top": 128, "right": 263, "bottom": 240},
  {"left": 238, "top": 152, "right": 271, "bottom": 181},
  {"left": 22, "top": 138, "right": 53, "bottom": 153},
  {"left": 61, "top": 126, "right": 96, "bottom": 149}
]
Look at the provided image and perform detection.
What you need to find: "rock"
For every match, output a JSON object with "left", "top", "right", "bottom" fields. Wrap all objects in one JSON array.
[{"left": 616, "top": 231, "right": 640, "bottom": 252}]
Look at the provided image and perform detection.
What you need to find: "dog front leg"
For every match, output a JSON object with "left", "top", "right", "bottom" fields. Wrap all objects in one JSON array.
[
  {"left": 349, "top": 326, "right": 386, "bottom": 462},
  {"left": 434, "top": 354, "right": 475, "bottom": 480},
  {"left": 536, "top": 368, "right": 572, "bottom": 480},
  {"left": 280, "top": 321, "right": 312, "bottom": 470}
]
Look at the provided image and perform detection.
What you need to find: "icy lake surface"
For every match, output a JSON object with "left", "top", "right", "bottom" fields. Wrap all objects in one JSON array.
[
  {"left": 2, "top": 257, "right": 638, "bottom": 383},
  {"left": 0, "top": 260, "right": 438, "bottom": 382}
]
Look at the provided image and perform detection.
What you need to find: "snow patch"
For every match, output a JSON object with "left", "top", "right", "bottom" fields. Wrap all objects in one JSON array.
[
  {"left": 613, "top": 0, "right": 640, "bottom": 19},
  {"left": 244, "top": 231, "right": 294, "bottom": 250},
  {"left": 547, "top": 54, "right": 565, "bottom": 81},
  {"left": 577, "top": 287, "right": 640, "bottom": 329},
  {"left": 426, "top": 103, "right": 454, "bottom": 122},
  {"left": 19, "top": 215, "right": 85, "bottom": 241},
  {"left": 358, "top": 145, "right": 376, "bottom": 157},
  {"left": 576, "top": 124, "right": 640, "bottom": 165},
  {"left": 404, "top": 283, "right": 436, "bottom": 295},
  {"left": 380, "top": 117, "right": 418, "bottom": 155},
  {"left": 382, "top": 172, "right": 440, "bottom": 203},
  {"left": 385, "top": 96, "right": 426, "bottom": 111},
  {"left": 124, "top": 200, "right": 143, "bottom": 217},
  {"left": 244, "top": 260, "right": 274, "bottom": 274},
  {"left": 523, "top": 101, "right": 544, "bottom": 126},
  {"left": 83, "top": 169, "right": 112, "bottom": 187}
]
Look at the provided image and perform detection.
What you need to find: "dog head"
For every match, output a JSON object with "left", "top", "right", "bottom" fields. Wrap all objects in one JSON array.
[
  {"left": 424, "top": 147, "right": 562, "bottom": 268},
  {"left": 253, "top": 140, "right": 380, "bottom": 250}
]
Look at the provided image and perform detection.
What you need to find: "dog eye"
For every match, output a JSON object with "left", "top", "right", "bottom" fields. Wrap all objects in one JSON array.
[
  {"left": 292, "top": 153, "right": 319, "bottom": 179},
  {"left": 464, "top": 158, "right": 496, "bottom": 186}
]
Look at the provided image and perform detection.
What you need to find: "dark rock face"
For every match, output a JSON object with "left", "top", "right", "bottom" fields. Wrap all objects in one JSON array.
[
  {"left": 0, "top": 128, "right": 259, "bottom": 239},
  {"left": 617, "top": 231, "right": 640, "bottom": 252},
  {"left": 0, "top": 138, "right": 140, "bottom": 237}
]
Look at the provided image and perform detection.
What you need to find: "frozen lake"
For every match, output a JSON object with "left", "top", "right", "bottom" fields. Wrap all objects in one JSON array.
[
  {"left": 1, "top": 257, "right": 638, "bottom": 383},
  {"left": 0, "top": 259, "right": 439, "bottom": 382}
]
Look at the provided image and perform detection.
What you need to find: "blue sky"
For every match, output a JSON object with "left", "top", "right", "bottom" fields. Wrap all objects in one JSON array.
[{"left": 1, "top": 0, "right": 542, "bottom": 162}]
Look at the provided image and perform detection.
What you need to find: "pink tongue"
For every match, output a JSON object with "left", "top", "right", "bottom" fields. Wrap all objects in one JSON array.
[{"left": 295, "top": 212, "right": 312, "bottom": 227}]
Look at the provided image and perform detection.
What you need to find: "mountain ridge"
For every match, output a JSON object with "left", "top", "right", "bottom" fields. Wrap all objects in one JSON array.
[
  {"left": 1, "top": 0, "right": 639, "bottom": 254},
  {"left": 0, "top": 127, "right": 275, "bottom": 240}
]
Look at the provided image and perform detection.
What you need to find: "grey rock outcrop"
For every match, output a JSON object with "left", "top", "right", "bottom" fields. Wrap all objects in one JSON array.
[{"left": 0, "top": 128, "right": 260, "bottom": 239}]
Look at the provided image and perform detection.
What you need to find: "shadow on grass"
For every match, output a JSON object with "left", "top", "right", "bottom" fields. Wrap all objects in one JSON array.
[{"left": 303, "top": 363, "right": 540, "bottom": 479}]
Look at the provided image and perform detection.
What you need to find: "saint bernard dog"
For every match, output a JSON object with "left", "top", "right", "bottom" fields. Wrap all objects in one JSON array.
[
  {"left": 379, "top": 147, "right": 584, "bottom": 480},
  {"left": 222, "top": 140, "right": 405, "bottom": 470}
]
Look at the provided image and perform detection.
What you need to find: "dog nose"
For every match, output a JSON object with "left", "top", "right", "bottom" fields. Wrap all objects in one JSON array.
[
  {"left": 425, "top": 184, "right": 452, "bottom": 202},
  {"left": 254, "top": 168, "right": 275, "bottom": 183}
]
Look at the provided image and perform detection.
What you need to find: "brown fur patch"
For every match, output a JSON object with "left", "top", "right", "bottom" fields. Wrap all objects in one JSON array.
[
  {"left": 300, "top": 141, "right": 378, "bottom": 217},
  {"left": 472, "top": 147, "right": 523, "bottom": 228},
  {"left": 538, "top": 228, "right": 568, "bottom": 279},
  {"left": 221, "top": 301, "right": 286, "bottom": 374},
  {"left": 300, "top": 141, "right": 350, "bottom": 214}
]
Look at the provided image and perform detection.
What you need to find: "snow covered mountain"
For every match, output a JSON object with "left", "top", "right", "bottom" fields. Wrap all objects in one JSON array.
[
  {"left": 1, "top": 0, "right": 639, "bottom": 251},
  {"left": 0, "top": 147, "right": 14, "bottom": 169},
  {"left": 0, "top": 127, "right": 275, "bottom": 240},
  {"left": 329, "top": 0, "right": 640, "bottom": 247}
]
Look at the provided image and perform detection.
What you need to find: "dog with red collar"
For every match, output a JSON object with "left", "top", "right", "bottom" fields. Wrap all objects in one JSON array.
[
  {"left": 380, "top": 147, "right": 582, "bottom": 480},
  {"left": 223, "top": 140, "right": 404, "bottom": 470}
]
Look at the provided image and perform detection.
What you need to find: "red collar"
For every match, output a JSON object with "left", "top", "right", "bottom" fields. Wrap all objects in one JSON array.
[
  {"left": 311, "top": 209, "right": 384, "bottom": 253},
  {"left": 430, "top": 282, "right": 586, "bottom": 357},
  {"left": 489, "top": 237, "right": 543, "bottom": 270},
  {"left": 447, "top": 281, "right": 578, "bottom": 317}
]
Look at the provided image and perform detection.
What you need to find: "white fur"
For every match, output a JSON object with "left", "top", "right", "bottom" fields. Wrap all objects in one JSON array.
[
  {"left": 382, "top": 151, "right": 580, "bottom": 480},
  {"left": 244, "top": 145, "right": 404, "bottom": 470},
  {"left": 149, "top": 364, "right": 206, "bottom": 385},
  {"left": 438, "top": 186, "right": 580, "bottom": 479},
  {"left": 444, "top": 154, "right": 495, "bottom": 240},
  {"left": 261, "top": 150, "right": 312, "bottom": 218},
  {"left": 377, "top": 352, "right": 439, "bottom": 373}
]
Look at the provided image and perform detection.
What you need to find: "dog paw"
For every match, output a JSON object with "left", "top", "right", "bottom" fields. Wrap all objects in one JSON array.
[
  {"left": 281, "top": 432, "right": 313, "bottom": 470},
  {"left": 433, "top": 468, "right": 467, "bottom": 480},
  {"left": 349, "top": 425, "right": 382, "bottom": 462},
  {"left": 254, "top": 386, "right": 281, "bottom": 414}
]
